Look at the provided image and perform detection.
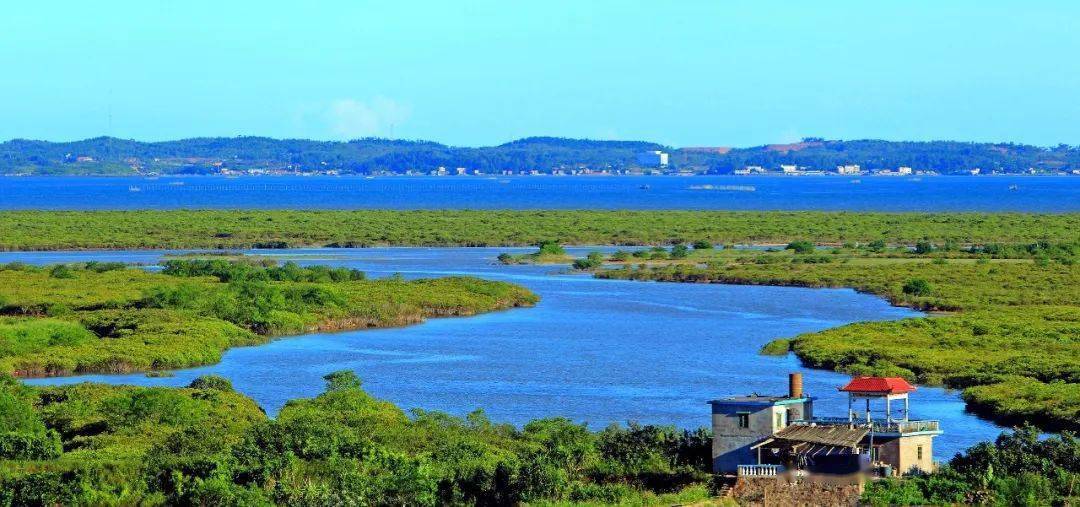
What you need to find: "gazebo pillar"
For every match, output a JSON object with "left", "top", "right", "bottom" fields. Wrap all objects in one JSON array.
[{"left": 848, "top": 393, "right": 854, "bottom": 424}]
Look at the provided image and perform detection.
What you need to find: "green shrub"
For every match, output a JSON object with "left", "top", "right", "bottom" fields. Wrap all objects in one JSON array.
[
  {"left": 914, "top": 241, "right": 936, "bottom": 254},
  {"left": 188, "top": 375, "right": 234, "bottom": 392},
  {"left": 48, "top": 265, "right": 74, "bottom": 279},
  {"left": 0, "top": 430, "right": 62, "bottom": 460},
  {"left": 572, "top": 252, "right": 605, "bottom": 270},
  {"left": 785, "top": 240, "right": 815, "bottom": 254},
  {"left": 901, "top": 278, "right": 932, "bottom": 296},
  {"left": 536, "top": 241, "right": 565, "bottom": 256}
]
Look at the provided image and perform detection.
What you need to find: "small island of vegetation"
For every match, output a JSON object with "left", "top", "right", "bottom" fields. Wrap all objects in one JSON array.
[{"left": 496, "top": 241, "right": 572, "bottom": 265}]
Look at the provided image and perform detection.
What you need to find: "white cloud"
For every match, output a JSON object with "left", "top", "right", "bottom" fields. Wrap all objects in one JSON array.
[{"left": 325, "top": 97, "right": 411, "bottom": 139}]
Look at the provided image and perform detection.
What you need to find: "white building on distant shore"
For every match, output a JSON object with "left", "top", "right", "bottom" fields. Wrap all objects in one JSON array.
[{"left": 836, "top": 164, "right": 861, "bottom": 175}]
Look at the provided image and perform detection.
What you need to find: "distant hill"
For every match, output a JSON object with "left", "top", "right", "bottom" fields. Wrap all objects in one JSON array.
[
  {"left": 1, "top": 136, "right": 1077, "bottom": 175},
  {"left": 686, "top": 139, "right": 1080, "bottom": 175}
]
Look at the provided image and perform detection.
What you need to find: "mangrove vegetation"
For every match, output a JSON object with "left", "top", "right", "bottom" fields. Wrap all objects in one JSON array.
[
  {"left": 0, "top": 260, "right": 537, "bottom": 377},
  {"left": 1, "top": 210, "right": 1078, "bottom": 250}
]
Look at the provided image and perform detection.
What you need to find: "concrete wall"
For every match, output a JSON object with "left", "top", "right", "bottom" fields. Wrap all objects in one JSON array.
[
  {"left": 897, "top": 434, "right": 936, "bottom": 474},
  {"left": 711, "top": 400, "right": 810, "bottom": 473},
  {"left": 873, "top": 435, "right": 936, "bottom": 475},
  {"left": 712, "top": 404, "right": 773, "bottom": 473}
]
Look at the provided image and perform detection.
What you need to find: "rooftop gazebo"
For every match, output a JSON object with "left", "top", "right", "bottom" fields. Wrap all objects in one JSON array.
[{"left": 840, "top": 376, "right": 916, "bottom": 424}]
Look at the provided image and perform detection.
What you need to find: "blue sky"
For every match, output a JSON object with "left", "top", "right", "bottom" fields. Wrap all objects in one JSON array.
[{"left": 1, "top": 1, "right": 1077, "bottom": 147}]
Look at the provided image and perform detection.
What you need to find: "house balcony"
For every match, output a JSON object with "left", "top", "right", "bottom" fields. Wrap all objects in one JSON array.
[
  {"left": 791, "top": 417, "right": 941, "bottom": 435},
  {"left": 738, "top": 464, "right": 784, "bottom": 477}
]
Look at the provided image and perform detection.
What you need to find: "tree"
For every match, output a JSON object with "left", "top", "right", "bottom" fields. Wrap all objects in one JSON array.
[
  {"left": 48, "top": 264, "right": 75, "bottom": 279},
  {"left": 572, "top": 252, "right": 604, "bottom": 270},
  {"left": 914, "top": 241, "right": 936, "bottom": 254},
  {"left": 670, "top": 244, "right": 690, "bottom": 259},
  {"left": 323, "top": 370, "right": 362, "bottom": 392},
  {"left": 691, "top": 240, "right": 712, "bottom": 250},
  {"left": 902, "top": 278, "right": 932, "bottom": 296},
  {"left": 537, "top": 241, "right": 565, "bottom": 256},
  {"left": 785, "top": 240, "right": 815, "bottom": 254},
  {"left": 188, "top": 375, "right": 234, "bottom": 392}
]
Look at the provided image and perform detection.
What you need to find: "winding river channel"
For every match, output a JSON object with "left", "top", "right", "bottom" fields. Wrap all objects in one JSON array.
[{"left": 7, "top": 247, "right": 1006, "bottom": 459}]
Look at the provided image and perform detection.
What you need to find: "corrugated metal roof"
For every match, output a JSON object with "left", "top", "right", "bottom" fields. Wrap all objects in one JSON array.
[{"left": 768, "top": 424, "right": 869, "bottom": 448}]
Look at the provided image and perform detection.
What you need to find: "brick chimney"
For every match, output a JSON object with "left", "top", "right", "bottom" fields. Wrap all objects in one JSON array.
[{"left": 789, "top": 372, "right": 803, "bottom": 398}]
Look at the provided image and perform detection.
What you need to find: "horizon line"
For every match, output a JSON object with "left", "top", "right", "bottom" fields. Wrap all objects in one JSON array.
[{"left": 2, "top": 135, "right": 1076, "bottom": 151}]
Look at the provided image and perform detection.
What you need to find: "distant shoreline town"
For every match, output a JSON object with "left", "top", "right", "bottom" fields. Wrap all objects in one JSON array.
[{"left": 3, "top": 136, "right": 1080, "bottom": 177}]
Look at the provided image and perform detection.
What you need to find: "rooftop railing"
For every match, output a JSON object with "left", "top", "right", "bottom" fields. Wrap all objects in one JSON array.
[{"left": 792, "top": 417, "right": 941, "bottom": 434}]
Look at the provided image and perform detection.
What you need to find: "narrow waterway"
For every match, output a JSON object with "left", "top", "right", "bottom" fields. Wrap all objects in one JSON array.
[{"left": 7, "top": 247, "right": 1007, "bottom": 459}]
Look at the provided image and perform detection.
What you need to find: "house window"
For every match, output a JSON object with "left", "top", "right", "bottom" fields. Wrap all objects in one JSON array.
[
  {"left": 917, "top": 445, "right": 924, "bottom": 461},
  {"left": 737, "top": 413, "right": 750, "bottom": 428},
  {"left": 775, "top": 412, "right": 784, "bottom": 428}
]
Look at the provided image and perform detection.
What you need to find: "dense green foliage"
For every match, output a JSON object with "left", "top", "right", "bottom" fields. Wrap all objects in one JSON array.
[
  {"left": 1, "top": 370, "right": 1072, "bottom": 505},
  {"left": 0, "top": 372, "right": 716, "bottom": 506},
  {"left": 595, "top": 247, "right": 1080, "bottom": 431},
  {"left": 0, "top": 262, "right": 536, "bottom": 377},
  {"left": 161, "top": 258, "right": 365, "bottom": 283},
  {"left": 2, "top": 210, "right": 1079, "bottom": 250},
  {"left": 862, "top": 427, "right": 1078, "bottom": 506},
  {"left": 4, "top": 136, "right": 1079, "bottom": 174}
]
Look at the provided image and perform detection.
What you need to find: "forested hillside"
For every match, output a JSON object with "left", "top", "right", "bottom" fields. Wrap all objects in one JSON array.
[{"left": 2, "top": 136, "right": 1078, "bottom": 175}]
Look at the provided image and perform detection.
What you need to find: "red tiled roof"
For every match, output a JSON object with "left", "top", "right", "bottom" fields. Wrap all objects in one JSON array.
[{"left": 839, "top": 377, "right": 916, "bottom": 394}]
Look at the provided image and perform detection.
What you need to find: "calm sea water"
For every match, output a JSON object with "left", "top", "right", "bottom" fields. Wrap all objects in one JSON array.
[
  {"left": 1, "top": 175, "right": 1078, "bottom": 211},
  {"left": 11, "top": 247, "right": 1006, "bottom": 459}
]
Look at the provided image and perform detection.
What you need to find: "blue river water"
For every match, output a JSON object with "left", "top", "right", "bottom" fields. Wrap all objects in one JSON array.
[
  {"left": 8, "top": 247, "right": 1007, "bottom": 460},
  {"left": 1, "top": 175, "right": 1078, "bottom": 211}
]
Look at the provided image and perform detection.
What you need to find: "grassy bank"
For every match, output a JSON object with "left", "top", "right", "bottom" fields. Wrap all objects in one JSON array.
[
  {"left": 0, "top": 260, "right": 537, "bottom": 377},
  {"left": 591, "top": 246, "right": 1079, "bottom": 432},
  {"left": 1, "top": 210, "right": 1079, "bottom": 250}
]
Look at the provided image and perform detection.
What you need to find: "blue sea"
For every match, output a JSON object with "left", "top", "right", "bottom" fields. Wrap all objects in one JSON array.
[
  {"left": 1, "top": 175, "right": 1078, "bottom": 211},
  {"left": 11, "top": 247, "right": 1007, "bottom": 460}
]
